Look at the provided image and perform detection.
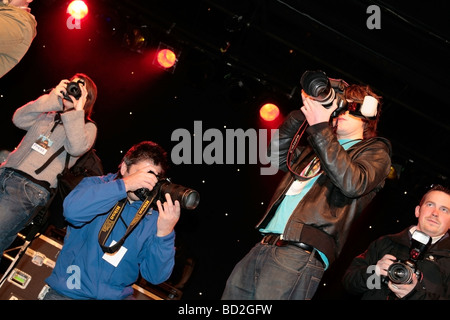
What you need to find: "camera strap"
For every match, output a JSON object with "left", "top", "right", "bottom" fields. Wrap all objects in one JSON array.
[
  {"left": 98, "top": 193, "right": 157, "bottom": 254},
  {"left": 286, "top": 120, "right": 312, "bottom": 181}
]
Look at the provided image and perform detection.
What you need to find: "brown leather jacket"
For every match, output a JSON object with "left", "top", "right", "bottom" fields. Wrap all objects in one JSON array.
[{"left": 256, "top": 110, "right": 392, "bottom": 265}]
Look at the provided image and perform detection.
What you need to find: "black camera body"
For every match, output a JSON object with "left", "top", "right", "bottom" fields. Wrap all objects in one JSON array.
[
  {"left": 62, "top": 80, "right": 85, "bottom": 102},
  {"left": 386, "top": 230, "right": 431, "bottom": 284},
  {"left": 134, "top": 178, "right": 200, "bottom": 210},
  {"left": 300, "top": 70, "right": 379, "bottom": 120}
]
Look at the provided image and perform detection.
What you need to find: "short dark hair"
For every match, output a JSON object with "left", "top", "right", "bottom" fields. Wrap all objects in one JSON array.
[
  {"left": 120, "top": 141, "right": 169, "bottom": 177},
  {"left": 419, "top": 184, "right": 450, "bottom": 206}
]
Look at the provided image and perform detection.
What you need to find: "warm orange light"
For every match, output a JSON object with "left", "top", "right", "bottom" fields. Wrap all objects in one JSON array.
[
  {"left": 156, "top": 49, "right": 177, "bottom": 69},
  {"left": 68, "top": 0, "right": 88, "bottom": 20},
  {"left": 260, "top": 103, "right": 280, "bottom": 121}
]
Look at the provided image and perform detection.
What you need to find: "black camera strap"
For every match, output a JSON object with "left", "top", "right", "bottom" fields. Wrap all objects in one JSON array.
[
  {"left": 286, "top": 120, "right": 312, "bottom": 181},
  {"left": 98, "top": 193, "right": 157, "bottom": 254}
]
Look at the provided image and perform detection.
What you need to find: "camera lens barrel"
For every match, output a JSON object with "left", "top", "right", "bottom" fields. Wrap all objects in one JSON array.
[
  {"left": 387, "top": 261, "right": 415, "bottom": 284},
  {"left": 300, "top": 70, "right": 336, "bottom": 108},
  {"left": 160, "top": 181, "right": 200, "bottom": 210}
]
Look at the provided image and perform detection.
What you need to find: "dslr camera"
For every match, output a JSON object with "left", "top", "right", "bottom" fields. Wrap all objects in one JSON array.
[
  {"left": 134, "top": 178, "right": 200, "bottom": 210},
  {"left": 62, "top": 79, "right": 85, "bottom": 102},
  {"left": 386, "top": 230, "right": 431, "bottom": 284},
  {"left": 300, "top": 70, "right": 378, "bottom": 119}
]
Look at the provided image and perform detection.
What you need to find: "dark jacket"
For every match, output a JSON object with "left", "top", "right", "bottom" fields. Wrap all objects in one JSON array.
[
  {"left": 342, "top": 227, "right": 450, "bottom": 300},
  {"left": 256, "top": 110, "right": 392, "bottom": 265}
]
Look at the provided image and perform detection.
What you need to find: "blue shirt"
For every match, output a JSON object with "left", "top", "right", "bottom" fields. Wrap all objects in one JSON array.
[
  {"left": 45, "top": 173, "right": 176, "bottom": 300},
  {"left": 260, "top": 139, "right": 361, "bottom": 269}
]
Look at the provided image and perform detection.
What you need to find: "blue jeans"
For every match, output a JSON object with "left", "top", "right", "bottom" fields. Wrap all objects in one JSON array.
[
  {"left": 0, "top": 168, "right": 51, "bottom": 258},
  {"left": 221, "top": 241, "right": 325, "bottom": 300},
  {"left": 42, "top": 287, "right": 74, "bottom": 300}
]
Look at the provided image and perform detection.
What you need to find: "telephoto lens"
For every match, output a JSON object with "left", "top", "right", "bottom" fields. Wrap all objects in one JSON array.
[
  {"left": 300, "top": 70, "right": 335, "bottom": 108},
  {"left": 134, "top": 178, "right": 200, "bottom": 210}
]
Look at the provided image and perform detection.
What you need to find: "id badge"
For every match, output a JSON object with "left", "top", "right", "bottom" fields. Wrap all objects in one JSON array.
[{"left": 31, "top": 135, "right": 53, "bottom": 155}]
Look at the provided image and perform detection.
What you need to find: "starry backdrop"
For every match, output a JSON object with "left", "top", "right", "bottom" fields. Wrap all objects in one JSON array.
[{"left": 0, "top": 0, "right": 449, "bottom": 300}]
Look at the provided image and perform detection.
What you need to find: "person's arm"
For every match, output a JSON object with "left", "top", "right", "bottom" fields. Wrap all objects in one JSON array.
[
  {"left": 139, "top": 194, "right": 180, "bottom": 285},
  {"left": 267, "top": 109, "right": 306, "bottom": 172},
  {"left": 12, "top": 92, "right": 64, "bottom": 130},
  {"left": 342, "top": 241, "right": 388, "bottom": 295},
  {"left": 60, "top": 111, "right": 97, "bottom": 156},
  {"left": 0, "top": 3, "right": 37, "bottom": 78},
  {"left": 63, "top": 174, "right": 127, "bottom": 226}
]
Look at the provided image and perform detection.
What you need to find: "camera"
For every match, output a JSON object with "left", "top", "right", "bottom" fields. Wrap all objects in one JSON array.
[
  {"left": 300, "top": 70, "right": 347, "bottom": 113},
  {"left": 62, "top": 79, "right": 85, "bottom": 101},
  {"left": 386, "top": 230, "right": 431, "bottom": 284},
  {"left": 300, "top": 70, "right": 378, "bottom": 119},
  {"left": 134, "top": 178, "right": 200, "bottom": 210}
]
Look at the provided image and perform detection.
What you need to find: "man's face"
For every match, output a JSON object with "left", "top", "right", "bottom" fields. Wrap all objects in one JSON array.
[
  {"left": 416, "top": 190, "right": 450, "bottom": 237},
  {"left": 332, "top": 110, "right": 365, "bottom": 139},
  {"left": 123, "top": 160, "right": 163, "bottom": 202}
]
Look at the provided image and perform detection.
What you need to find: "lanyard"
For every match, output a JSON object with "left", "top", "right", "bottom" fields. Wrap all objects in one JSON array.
[{"left": 98, "top": 193, "right": 156, "bottom": 254}]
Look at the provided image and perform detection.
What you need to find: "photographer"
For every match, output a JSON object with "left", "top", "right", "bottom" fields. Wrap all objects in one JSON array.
[
  {"left": 0, "top": 0, "right": 37, "bottom": 78},
  {"left": 43, "top": 141, "right": 181, "bottom": 300},
  {"left": 222, "top": 73, "right": 392, "bottom": 300},
  {"left": 0, "top": 73, "right": 97, "bottom": 260},
  {"left": 342, "top": 185, "right": 450, "bottom": 300}
]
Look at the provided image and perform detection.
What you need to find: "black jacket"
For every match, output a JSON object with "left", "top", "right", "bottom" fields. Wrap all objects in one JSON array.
[
  {"left": 256, "top": 110, "right": 392, "bottom": 265},
  {"left": 342, "top": 227, "right": 450, "bottom": 300}
]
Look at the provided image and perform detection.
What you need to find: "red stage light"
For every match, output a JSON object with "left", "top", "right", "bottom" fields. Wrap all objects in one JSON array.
[
  {"left": 260, "top": 103, "right": 280, "bottom": 121},
  {"left": 156, "top": 49, "right": 177, "bottom": 69},
  {"left": 67, "top": 0, "right": 88, "bottom": 20}
]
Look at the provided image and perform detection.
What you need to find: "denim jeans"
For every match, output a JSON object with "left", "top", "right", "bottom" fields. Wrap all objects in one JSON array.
[
  {"left": 42, "top": 287, "right": 74, "bottom": 300},
  {"left": 0, "top": 168, "right": 51, "bottom": 258},
  {"left": 221, "top": 241, "right": 325, "bottom": 300}
]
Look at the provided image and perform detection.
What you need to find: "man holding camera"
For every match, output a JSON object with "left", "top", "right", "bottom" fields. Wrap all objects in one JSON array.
[
  {"left": 0, "top": 74, "right": 97, "bottom": 261},
  {"left": 43, "top": 141, "right": 181, "bottom": 300},
  {"left": 222, "top": 71, "right": 392, "bottom": 300},
  {"left": 342, "top": 184, "right": 450, "bottom": 300}
]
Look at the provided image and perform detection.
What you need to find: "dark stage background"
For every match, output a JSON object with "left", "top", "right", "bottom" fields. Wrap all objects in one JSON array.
[{"left": 0, "top": 0, "right": 449, "bottom": 300}]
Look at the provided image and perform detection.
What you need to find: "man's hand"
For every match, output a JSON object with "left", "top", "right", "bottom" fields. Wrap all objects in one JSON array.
[
  {"left": 156, "top": 193, "right": 180, "bottom": 237},
  {"left": 300, "top": 90, "right": 337, "bottom": 125},
  {"left": 122, "top": 164, "right": 159, "bottom": 192},
  {"left": 375, "top": 254, "right": 396, "bottom": 277},
  {"left": 388, "top": 274, "right": 417, "bottom": 299}
]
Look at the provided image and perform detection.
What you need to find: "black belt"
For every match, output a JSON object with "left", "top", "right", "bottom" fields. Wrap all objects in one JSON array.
[
  {"left": 261, "top": 234, "right": 324, "bottom": 266},
  {"left": 4, "top": 168, "right": 53, "bottom": 193}
]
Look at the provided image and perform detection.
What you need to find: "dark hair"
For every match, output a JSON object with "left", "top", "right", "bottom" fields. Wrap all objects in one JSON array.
[
  {"left": 119, "top": 141, "right": 169, "bottom": 177},
  {"left": 70, "top": 73, "right": 97, "bottom": 120},
  {"left": 344, "top": 84, "right": 382, "bottom": 139},
  {"left": 420, "top": 184, "right": 450, "bottom": 206}
]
